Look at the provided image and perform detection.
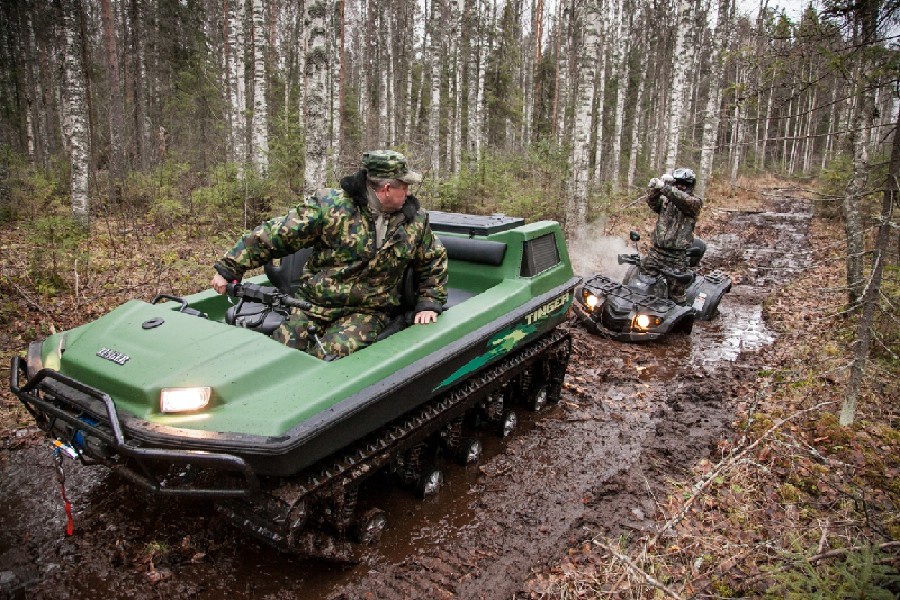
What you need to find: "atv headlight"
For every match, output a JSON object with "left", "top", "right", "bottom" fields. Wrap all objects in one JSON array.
[
  {"left": 582, "top": 289, "right": 600, "bottom": 310},
  {"left": 160, "top": 387, "right": 211, "bottom": 413},
  {"left": 633, "top": 314, "right": 662, "bottom": 331}
]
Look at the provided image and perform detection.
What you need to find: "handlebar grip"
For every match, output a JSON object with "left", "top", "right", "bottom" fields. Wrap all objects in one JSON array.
[
  {"left": 225, "top": 282, "right": 241, "bottom": 297},
  {"left": 283, "top": 296, "right": 311, "bottom": 310}
]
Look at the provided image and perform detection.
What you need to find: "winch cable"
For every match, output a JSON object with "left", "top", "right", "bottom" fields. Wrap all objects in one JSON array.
[{"left": 52, "top": 441, "right": 75, "bottom": 536}]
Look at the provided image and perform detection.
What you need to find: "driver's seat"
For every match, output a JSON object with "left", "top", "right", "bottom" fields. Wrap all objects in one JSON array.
[{"left": 265, "top": 248, "right": 314, "bottom": 294}]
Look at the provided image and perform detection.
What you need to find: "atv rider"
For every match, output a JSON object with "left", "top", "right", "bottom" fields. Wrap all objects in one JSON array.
[
  {"left": 641, "top": 167, "right": 702, "bottom": 303},
  {"left": 210, "top": 150, "right": 448, "bottom": 359}
]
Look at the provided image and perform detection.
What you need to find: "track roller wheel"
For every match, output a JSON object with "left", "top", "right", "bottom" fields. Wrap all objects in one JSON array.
[
  {"left": 416, "top": 467, "right": 444, "bottom": 499},
  {"left": 528, "top": 383, "right": 549, "bottom": 412},
  {"left": 457, "top": 437, "right": 483, "bottom": 465},
  {"left": 353, "top": 508, "right": 387, "bottom": 545},
  {"left": 500, "top": 410, "right": 518, "bottom": 438}
]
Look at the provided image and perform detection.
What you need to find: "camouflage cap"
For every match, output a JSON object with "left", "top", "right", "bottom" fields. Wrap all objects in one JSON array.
[{"left": 362, "top": 150, "right": 422, "bottom": 184}]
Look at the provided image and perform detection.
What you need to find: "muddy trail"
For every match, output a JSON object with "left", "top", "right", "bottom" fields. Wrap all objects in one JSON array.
[{"left": 0, "top": 191, "right": 811, "bottom": 600}]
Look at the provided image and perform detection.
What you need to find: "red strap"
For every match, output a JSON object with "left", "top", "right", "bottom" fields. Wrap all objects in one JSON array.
[{"left": 59, "top": 483, "right": 74, "bottom": 536}]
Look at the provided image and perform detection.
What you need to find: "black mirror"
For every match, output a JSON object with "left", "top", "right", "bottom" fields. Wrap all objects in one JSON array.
[{"left": 629, "top": 231, "right": 640, "bottom": 242}]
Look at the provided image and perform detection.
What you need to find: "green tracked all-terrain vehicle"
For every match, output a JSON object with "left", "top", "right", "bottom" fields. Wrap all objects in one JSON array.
[{"left": 10, "top": 212, "right": 580, "bottom": 560}]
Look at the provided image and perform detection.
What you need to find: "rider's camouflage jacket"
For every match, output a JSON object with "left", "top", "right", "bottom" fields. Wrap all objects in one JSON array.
[
  {"left": 645, "top": 185, "right": 703, "bottom": 251},
  {"left": 215, "top": 170, "right": 448, "bottom": 316}
]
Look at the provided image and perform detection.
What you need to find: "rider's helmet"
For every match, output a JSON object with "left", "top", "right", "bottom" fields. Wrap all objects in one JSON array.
[{"left": 672, "top": 167, "right": 696, "bottom": 191}]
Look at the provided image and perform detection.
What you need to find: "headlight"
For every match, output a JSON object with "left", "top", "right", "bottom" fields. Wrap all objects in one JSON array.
[
  {"left": 582, "top": 289, "right": 601, "bottom": 310},
  {"left": 632, "top": 314, "right": 662, "bottom": 331},
  {"left": 160, "top": 387, "right": 211, "bottom": 413}
]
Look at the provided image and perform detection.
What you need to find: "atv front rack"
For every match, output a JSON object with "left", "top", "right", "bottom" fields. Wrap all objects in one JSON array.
[
  {"left": 583, "top": 274, "right": 675, "bottom": 312},
  {"left": 9, "top": 356, "right": 259, "bottom": 498}
]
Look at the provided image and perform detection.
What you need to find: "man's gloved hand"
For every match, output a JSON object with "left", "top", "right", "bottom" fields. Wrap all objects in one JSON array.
[
  {"left": 648, "top": 177, "right": 664, "bottom": 190},
  {"left": 661, "top": 173, "right": 675, "bottom": 184}
]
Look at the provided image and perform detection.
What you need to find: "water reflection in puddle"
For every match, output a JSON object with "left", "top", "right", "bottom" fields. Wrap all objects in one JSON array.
[{"left": 691, "top": 292, "right": 775, "bottom": 365}]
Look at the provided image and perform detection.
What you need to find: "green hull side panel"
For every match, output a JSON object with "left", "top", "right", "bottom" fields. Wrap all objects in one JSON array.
[{"left": 48, "top": 281, "right": 538, "bottom": 438}]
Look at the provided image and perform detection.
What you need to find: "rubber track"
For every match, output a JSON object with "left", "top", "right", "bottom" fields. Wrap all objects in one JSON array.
[{"left": 219, "top": 328, "right": 572, "bottom": 558}]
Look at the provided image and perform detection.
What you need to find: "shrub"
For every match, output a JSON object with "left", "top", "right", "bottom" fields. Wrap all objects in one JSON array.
[{"left": 26, "top": 214, "right": 89, "bottom": 294}]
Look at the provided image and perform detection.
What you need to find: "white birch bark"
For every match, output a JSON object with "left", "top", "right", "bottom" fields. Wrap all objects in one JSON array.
[
  {"left": 227, "top": 0, "right": 248, "bottom": 172},
  {"left": 590, "top": 10, "right": 608, "bottom": 185},
  {"left": 449, "top": 0, "right": 461, "bottom": 174},
  {"left": 304, "top": 0, "right": 330, "bottom": 195},
  {"left": 465, "top": 0, "right": 478, "bottom": 159},
  {"left": 821, "top": 86, "right": 838, "bottom": 169},
  {"left": 475, "top": 0, "right": 488, "bottom": 161},
  {"left": 609, "top": 0, "right": 630, "bottom": 191},
  {"left": 62, "top": 0, "right": 90, "bottom": 226},
  {"left": 664, "top": 0, "right": 693, "bottom": 171},
  {"left": 297, "top": 0, "right": 308, "bottom": 135},
  {"left": 252, "top": 0, "right": 269, "bottom": 175},
  {"left": 759, "top": 80, "right": 774, "bottom": 170},
  {"left": 697, "top": 0, "right": 730, "bottom": 198},
  {"left": 567, "top": 0, "right": 600, "bottom": 237},
  {"left": 428, "top": 0, "right": 443, "bottom": 177},
  {"left": 386, "top": 9, "right": 396, "bottom": 146},
  {"left": 332, "top": 0, "right": 343, "bottom": 172},
  {"left": 802, "top": 85, "right": 817, "bottom": 173}
]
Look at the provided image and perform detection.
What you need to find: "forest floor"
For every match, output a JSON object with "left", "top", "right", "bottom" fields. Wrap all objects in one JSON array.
[{"left": 0, "top": 178, "right": 897, "bottom": 599}]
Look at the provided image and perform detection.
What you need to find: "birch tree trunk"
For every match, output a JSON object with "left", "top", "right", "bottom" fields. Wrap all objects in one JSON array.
[
  {"left": 664, "top": 0, "right": 693, "bottom": 171},
  {"left": 332, "top": 0, "right": 343, "bottom": 171},
  {"left": 251, "top": 0, "right": 269, "bottom": 175},
  {"left": 843, "top": 0, "right": 880, "bottom": 307},
  {"left": 428, "top": 0, "right": 443, "bottom": 177},
  {"left": 566, "top": 0, "right": 600, "bottom": 237},
  {"left": 62, "top": 0, "right": 91, "bottom": 226},
  {"left": 697, "top": 0, "right": 730, "bottom": 198},
  {"left": 303, "top": 0, "right": 329, "bottom": 195},
  {"left": 227, "top": 0, "right": 247, "bottom": 172},
  {"left": 608, "top": 0, "right": 629, "bottom": 191},
  {"left": 841, "top": 108, "right": 898, "bottom": 425},
  {"left": 590, "top": 19, "right": 608, "bottom": 185},
  {"left": 297, "top": 0, "right": 308, "bottom": 137}
]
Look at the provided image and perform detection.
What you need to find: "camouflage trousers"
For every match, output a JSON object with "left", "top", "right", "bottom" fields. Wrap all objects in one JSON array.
[
  {"left": 642, "top": 246, "right": 690, "bottom": 303},
  {"left": 273, "top": 306, "right": 390, "bottom": 360}
]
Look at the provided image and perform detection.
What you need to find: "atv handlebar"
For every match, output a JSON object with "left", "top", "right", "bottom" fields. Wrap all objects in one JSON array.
[
  {"left": 225, "top": 282, "right": 311, "bottom": 311},
  {"left": 618, "top": 253, "right": 693, "bottom": 283},
  {"left": 617, "top": 253, "right": 641, "bottom": 266}
]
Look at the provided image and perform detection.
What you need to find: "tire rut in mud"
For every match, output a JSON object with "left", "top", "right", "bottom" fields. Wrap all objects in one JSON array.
[{"left": 328, "top": 194, "right": 814, "bottom": 600}]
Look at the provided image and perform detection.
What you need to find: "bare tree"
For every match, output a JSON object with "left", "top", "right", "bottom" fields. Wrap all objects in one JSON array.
[
  {"left": 566, "top": 0, "right": 600, "bottom": 236},
  {"left": 226, "top": 0, "right": 248, "bottom": 171},
  {"left": 251, "top": 0, "right": 269, "bottom": 175},
  {"left": 697, "top": 0, "right": 731, "bottom": 198},
  {"left": 61, "top": 0, "right": 91, "bottom": 226},
  {"left": 664, "top": 0, "right": 693, "bottom": 171},
  {"left": 304, "top": 0, "right": 330, "bottom": 194},
  {"left": 841, "top": 112, "right": 898, "bottom": 425}
]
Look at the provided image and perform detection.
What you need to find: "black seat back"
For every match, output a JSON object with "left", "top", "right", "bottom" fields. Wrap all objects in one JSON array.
[
  {"left": 264, "top": 247, "right": 314, "bottom": 294},
  {"left": 686, "top": 238, "right": 706, "bottom": 267}
]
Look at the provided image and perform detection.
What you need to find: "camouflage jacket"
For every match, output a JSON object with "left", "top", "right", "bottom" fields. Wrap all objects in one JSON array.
[
  {"left": 645, "top": 185, "right": 703, "bottom": 251},
  {"left": 215, "top": 170, "right": 448, "bottom": 315}
]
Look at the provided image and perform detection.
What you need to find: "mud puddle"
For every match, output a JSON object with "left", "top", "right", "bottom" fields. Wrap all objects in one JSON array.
[{"left": 1, "top": 193, "right": 813, "bottom": 600}]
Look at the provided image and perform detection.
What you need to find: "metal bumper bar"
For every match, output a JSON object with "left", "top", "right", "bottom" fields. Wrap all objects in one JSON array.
[{"left": 9, "top": 356, "right": 259, "bottom": 498}]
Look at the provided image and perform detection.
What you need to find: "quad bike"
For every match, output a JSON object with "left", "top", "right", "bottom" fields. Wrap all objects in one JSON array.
[
  {"left": 573, "top": 231, "right": 731, "bottom": 342},
  {"left": 10, "top": 212, "right": 580, "bottom": 560}
]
